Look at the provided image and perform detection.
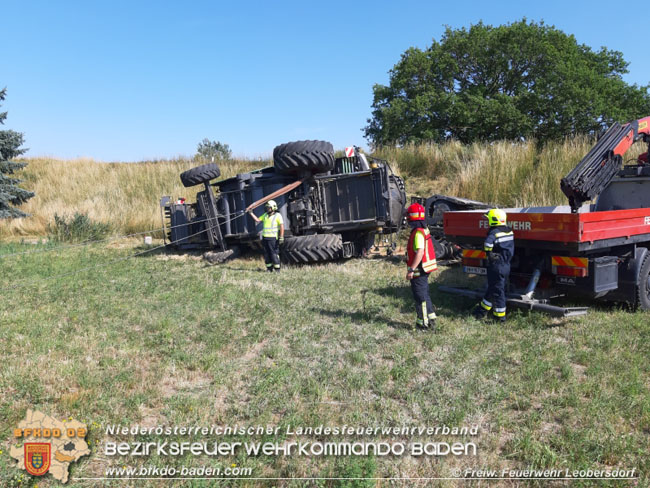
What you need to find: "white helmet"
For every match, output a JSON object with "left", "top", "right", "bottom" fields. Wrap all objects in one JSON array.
[{"left": 265, "top": 200, "right": 278, "bottom": 211}]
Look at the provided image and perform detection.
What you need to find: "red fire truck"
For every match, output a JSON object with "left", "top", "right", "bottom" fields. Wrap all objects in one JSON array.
[{"left": 441, "top": 116, "right": 650, "bottom": 317}]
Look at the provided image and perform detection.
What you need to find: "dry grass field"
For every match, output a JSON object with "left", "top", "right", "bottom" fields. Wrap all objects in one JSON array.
[
  {"left": 6, "top": 136, "right": 644, "bottom": 238},
  {"left": 375, "top": 137, "right": 599, "bottom": 206},
  {"left": 0, "top": 157, "right": 268, "bottom": 238}
]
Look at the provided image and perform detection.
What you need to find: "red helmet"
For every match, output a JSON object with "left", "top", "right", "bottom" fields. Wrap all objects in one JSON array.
[{"left": 406, "top": 203, "right": 425, "bottom": 221}]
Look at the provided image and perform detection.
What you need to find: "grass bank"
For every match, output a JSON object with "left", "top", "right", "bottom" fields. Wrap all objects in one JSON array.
[
  {"left": 375, "top": 137, "right": 597, "bottom": 206},
  {"left": 0, "top": 157, "right": 268, "bottom": 238},
  {"left": 4, "top": 136, "right": 648, "bottom": 239},
  {"left": 376, "top": 136, "right": 649, "bottom": 207}
]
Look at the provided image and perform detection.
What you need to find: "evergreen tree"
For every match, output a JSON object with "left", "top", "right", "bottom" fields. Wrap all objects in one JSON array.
[{"left": 0, "top": 87, "right": 34, "bottom": 218}]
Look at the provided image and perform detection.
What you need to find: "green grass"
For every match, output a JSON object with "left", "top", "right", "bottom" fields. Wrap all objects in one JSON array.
[{"left": 0, "top": 242, "right": 648, "bottom": 487}]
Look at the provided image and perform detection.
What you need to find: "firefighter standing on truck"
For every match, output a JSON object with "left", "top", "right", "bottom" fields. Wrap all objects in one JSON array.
[
  {"left": 473, "top": 209, "right": 514, "bottom": 322},
  {"left": 247, "top": 200, "right": 284, "bottom": 272},
  {"left": 405, "top": 203, "right": 438, "bottom": 329}
]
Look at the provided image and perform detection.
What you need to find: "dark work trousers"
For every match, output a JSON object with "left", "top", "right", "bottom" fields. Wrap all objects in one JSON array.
[
  {"left": 485, "top": 261, "right": 510, "bottom": 313},
  {"left": 410, "top": 272, "right": 435, "bottom": 320},
  {"left": 262, "top": 237, "right": 280, "bottom": 270}
]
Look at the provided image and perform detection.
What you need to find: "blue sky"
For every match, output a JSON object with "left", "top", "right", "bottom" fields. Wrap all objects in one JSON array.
[{"left": 3, "top": 0, "right": 649, "bottom": 161}]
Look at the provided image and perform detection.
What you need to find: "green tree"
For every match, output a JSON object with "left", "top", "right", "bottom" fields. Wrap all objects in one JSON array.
[
  {"left": 364, "top": 19, "right": 650, "bottom": 146},
  {"left": 0, "top": 87, "right": 34, "bottom": 218},
  {"left": 195, "top": 138, "right": 232, "bottom": 162}
]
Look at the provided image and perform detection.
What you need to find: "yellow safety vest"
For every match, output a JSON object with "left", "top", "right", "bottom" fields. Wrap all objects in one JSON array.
[{"left": 261, "top": 212, "right": 283, "bottom": 238}]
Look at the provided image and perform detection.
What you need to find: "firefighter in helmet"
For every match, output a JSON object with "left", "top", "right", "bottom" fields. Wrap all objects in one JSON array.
[
  {"left": 473, "top": 208, "right": 514, "bottom": 322},
  {"left": 405, "top": 202, "right": 438, "bottom": 329},
  {"left": 247, "top": 200, "right": 284, "bottom": 272}
]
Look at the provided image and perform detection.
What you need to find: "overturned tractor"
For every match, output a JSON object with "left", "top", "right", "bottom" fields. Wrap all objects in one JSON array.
[{"left": 161, "top": 141, "right": 406, "bottom": 264}]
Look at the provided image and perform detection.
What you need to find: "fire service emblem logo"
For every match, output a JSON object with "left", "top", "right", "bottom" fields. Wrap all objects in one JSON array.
[{"left": 24, "top": 443, "right": 51, "bottom": 476}]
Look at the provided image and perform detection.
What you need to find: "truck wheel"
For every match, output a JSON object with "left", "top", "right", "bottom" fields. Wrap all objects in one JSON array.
[
  {"left": 636, "top": 254, "right": 650, "bottom": 310},
  {"left": 281, "top": 234, "right": 343, "bottom": 264},
  {"left": 273, "top": 140, "right": 335, "bottom": 175},
  {"left": 180, "top": 163, "right": 221, "bottom": 187}
]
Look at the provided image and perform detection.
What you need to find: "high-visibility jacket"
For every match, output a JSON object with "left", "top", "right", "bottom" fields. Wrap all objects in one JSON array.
[
  {"left": 260, "top": 212, "right": 284, "bottom": 238},
  {"left": 407, "top": 227, "right": 438, "bottom": 274}
]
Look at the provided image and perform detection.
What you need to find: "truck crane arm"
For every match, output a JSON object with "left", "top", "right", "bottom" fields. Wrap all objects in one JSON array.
[{"left": 560, "top": 116, "right": 650, "bottom": 212}]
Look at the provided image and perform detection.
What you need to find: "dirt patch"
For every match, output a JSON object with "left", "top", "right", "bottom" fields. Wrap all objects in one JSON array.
[
  {"left": 160, "top": 368, "right": 212, "bottom": 398},
  {"left": 240, "top": 339, "right": 269, "bottom": 364},
  {"left": 138, "top": 405, "right": 165, "bottom": 427},
  {"left": 213, "top": 387, "right": 228, "bottom": 416},
  {"left": 571, "top": 363, "right": 587, "bottom": 380},
  {"left": 540, "top": 420, "right": 562, "bottom": 434},
  {"left": 156, "top": 253, "right": 202, "bottom": 261}
]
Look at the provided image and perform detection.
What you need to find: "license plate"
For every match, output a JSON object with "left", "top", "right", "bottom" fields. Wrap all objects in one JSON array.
[
  {"left": 464, "top": 266, "right": 487, "bottom": 275},
  {"left": 556, "top": 276, "right": 576, "bottom": 286}
]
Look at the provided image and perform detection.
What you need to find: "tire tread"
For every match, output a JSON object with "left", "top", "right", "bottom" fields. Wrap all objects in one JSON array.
[
  {"left": 281, "top": 234, "right": 343, "bottom": 264},
  {"left": 180, "top": 163, "right": 221, "bottom": 187},
  {"left": 273, "top": 140, "right": 335, "bottom": 174}
]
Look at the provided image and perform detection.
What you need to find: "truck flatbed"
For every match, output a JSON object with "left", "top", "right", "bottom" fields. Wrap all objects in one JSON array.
[
  {"left": 444, "top": 206, "right": 650, "bottom": 252},
  {"left": 440, "top": 115, "right": 650, "bottom": 314}
]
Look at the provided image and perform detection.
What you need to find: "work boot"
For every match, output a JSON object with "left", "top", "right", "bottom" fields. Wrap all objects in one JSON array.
[
  {"left": 415, "top": 318, "right": 427, "bottom": 330},
  {"left": 266, "top": 267, "right": 274, "bottom": 273},
  {"left": 427, "top": 313, "right": 437, "bottom": 330},
  {"left": 472, "top": 306, "right": 488, "bottom": 320},
  {"left": 491, "top": 313, "right": 506, "bottom": 324}
]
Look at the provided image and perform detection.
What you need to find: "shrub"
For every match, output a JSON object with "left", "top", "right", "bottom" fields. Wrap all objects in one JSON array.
[
  {"left": 195, "top": 139, "right": 232, "bottom": 162},
  {"left": 48, "top": 212, "right": 111, "bottom": 243}
]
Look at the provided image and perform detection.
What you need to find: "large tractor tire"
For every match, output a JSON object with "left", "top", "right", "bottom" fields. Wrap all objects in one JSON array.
[
  {"left": 273, "top": 140, "right": 335, "bottom": 175},
  {"left": 281, "top": 234, "right": 343, "bottom": 264},
  {"left": 180, "top": 163, "right": 221, "bottom": 187}
]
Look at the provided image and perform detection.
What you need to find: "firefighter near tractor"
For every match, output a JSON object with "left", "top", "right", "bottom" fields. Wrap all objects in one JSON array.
[
  {"left": 160, "top": 141, "right": 407, "bottom": 266},
  {"left": 405, "top": 202, "right": 439, "bottom": 329},
  {"left": 440, "top": 116, "right": 650, "bottom": 316}
]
